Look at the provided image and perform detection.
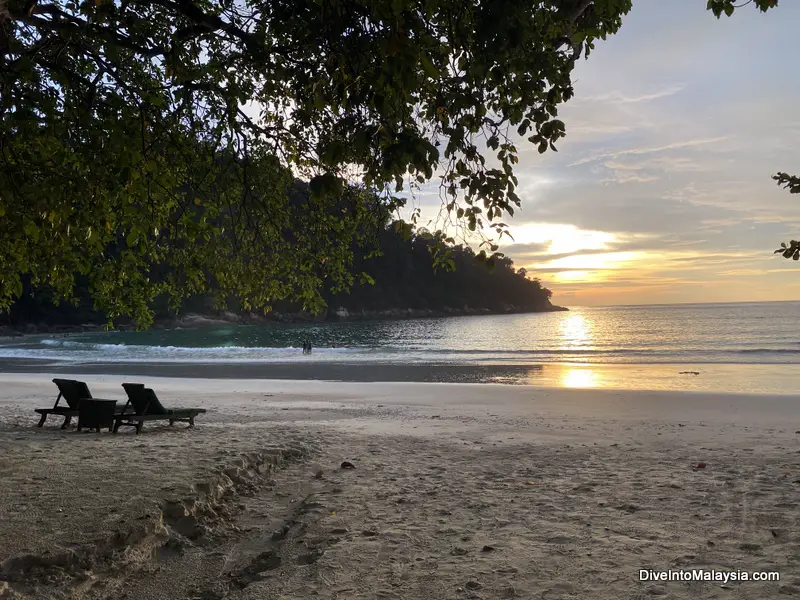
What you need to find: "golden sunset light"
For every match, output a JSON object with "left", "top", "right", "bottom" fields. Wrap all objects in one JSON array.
[
  {"left": 551, "top": 270, "right": 597, "bottom": 283},
  {"left": 508, "top": 223, "right": 617, "bottom": 255},
  {"left": 560, "top": 367, "right": 600, "bottom": 388},
  {"left": 559, "top": 313, "right": 593, "bottom": 348},
  {"left": 534, "top": 251, "right": 644, "bottom": 281}
]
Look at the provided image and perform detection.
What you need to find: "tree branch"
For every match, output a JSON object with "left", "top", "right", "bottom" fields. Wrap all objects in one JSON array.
[{"left": 12, "top": 11, "right": 170, "bottom": 57}]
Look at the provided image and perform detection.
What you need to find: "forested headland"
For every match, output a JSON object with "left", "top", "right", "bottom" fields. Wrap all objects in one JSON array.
[{"left": 0, "top": 218, "right": 564, "bottom": 334}]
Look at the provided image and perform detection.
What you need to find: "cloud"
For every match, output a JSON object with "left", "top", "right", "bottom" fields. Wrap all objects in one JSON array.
[
  {"left": 603, "top": 156, "right": 708, "bottom": 174},
  {"left": 568, "top": 137, "right": 730, "bottom": 167},
  {"left": 599, "top": 174, "right": 660, "bottom": 185},
  {"left": 583, "top": 84, "right": 686, "bottom": 105},
  {"left": 566, "top": 124, "right": 638, "bottom": 138},
  {"left": 498, "top": 241, "right": 552, "bottom": 258}
]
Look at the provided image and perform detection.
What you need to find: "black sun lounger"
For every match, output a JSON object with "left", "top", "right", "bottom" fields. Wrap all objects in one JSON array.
[
  {"left": 35, "top": 378, "right": 133, "bottom": 429},
  {"left": 34, "top": 378, "right": 93, "bottom": 429},
  {"left": 114, "top": 383, "right": 206, "bottom": 434}
]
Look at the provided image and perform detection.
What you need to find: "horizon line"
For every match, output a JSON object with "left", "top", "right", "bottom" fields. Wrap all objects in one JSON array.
[{"left": 562, "top": 300, "right": 800, "bottom": 309}]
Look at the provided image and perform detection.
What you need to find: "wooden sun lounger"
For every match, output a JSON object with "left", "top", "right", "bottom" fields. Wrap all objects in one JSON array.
[
  {"left": 35, "top": 378, "right": 90, "bottom": 428},
  {"left": 35, "top": 378, "right": 132, "bottom": 429},
  {"left": 114, "top": 383, "right": 206, "bottom": 434}
]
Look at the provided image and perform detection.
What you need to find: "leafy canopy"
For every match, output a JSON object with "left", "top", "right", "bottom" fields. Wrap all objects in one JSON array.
[
  {"left": 706, "top": 0, "right": 777, "bottom": 18},
  {"left": 1, "top": 0, "right": 634, "bottom": 325}
]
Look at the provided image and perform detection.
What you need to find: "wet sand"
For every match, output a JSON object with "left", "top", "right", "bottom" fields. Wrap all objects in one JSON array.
[
  {"left": 1, "top": 374, "right": 799, "bottom": 599},
  {"left": 1, "top": 357, "right": 799, "bottom": 394}
]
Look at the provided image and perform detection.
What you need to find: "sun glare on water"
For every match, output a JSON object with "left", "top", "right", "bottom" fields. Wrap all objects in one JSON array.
[
  {"left": 559, "top": 313, "right": 594, "bottom": 350},
  {"left": 556, "top": 314, "right": 602, "bottom": 387}
]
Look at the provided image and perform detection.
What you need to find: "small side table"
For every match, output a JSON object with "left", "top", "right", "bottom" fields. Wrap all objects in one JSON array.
[{"left": 77, "top": 399, "right": 117, "bottom": 432}]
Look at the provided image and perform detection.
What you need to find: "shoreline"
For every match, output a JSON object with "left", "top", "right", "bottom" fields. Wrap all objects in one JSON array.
[
  {"left": 0, "top": 358, "right": 798, "bottom": 394},
  {"left": 0, "top": 303, "right": 569, "bottom": 336}
]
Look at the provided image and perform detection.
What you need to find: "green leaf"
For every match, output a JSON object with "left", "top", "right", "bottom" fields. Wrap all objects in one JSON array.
[
  {"left": 420, "top": 54, "right": 439, "bottom": 78},
  {"left": 309, "top": 173, "right": 343, "bottom": 197},
  {"left": 23, "top": 222, "right": 40, "bottom": 242}
]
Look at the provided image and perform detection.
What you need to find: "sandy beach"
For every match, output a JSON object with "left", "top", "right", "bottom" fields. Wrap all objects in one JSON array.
[{"left": 1, "top": 374, "right": 799, "bottom": 599}]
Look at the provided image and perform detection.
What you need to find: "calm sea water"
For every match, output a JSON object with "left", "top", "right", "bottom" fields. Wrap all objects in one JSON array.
[{"left": 2, "top": 301, "right": 800, "bottom": 366}]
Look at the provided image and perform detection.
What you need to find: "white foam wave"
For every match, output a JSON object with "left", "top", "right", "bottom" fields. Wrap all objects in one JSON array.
[
  {"left": 5, "top": 337, "right": 800, "bottom": 366},
  {"left": 0, "top": 339, "right": 384, "bottom": 364}
]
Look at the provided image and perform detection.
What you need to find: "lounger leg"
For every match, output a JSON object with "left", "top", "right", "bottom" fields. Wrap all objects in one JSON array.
[
  {"left": 113, "top": 420, "right": 121, "bottom": 434},
  {"left": 135, "top": 422, "right": 143, "bottom": 434},
  {"left": 61, "top": 416, "right": 72, "bottom": 430},
  {"left": 169, "top": 419, "right": 175, "bottom": 426},
  {"left": 37, "top": 413, "right": 47, "bottom": 427},
  {"left": 188, "top": 416, "right": 195, "bottom": 428}
]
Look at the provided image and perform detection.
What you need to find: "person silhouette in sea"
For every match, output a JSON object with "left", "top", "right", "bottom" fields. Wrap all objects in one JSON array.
[
  {"left": 302, "top": 341, "right": 308, "bottom": 354},
  {"left": 307, "top": 340, "right": 312, "bottom": 354}
]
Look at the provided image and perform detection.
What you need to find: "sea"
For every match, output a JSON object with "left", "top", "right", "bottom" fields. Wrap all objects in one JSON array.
[{"left": 2, "top": 301, "right": 800, "bottom": 394}]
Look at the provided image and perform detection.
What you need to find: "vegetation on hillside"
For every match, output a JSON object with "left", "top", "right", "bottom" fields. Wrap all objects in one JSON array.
[
  {"left": 1, "top": 218, "right": 557, "bottom": 329},
  {"left": 322, "top": 225, "right": 556, "bottom": 314}
]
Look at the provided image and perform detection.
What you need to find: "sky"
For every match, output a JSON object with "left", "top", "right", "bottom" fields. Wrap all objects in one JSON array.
[{"left": 413, "top": 0, "right": 800, "bottom": 306}]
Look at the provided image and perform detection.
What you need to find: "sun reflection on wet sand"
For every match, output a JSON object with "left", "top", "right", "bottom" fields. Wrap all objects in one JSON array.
[
  {"left": 522, "top": 363, "right": 800, "bottom": 394},
  {"left": 560, "top": 367, "right": 600, "bottom": 388}
]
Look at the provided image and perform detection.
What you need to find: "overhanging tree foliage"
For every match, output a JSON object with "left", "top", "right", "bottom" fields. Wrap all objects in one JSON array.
[{"left": 1, "top": 0, "right": 633, "bottom": 325}]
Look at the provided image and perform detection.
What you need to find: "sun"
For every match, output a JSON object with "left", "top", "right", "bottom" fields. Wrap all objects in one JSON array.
[
  {"left": 541, "top": 251, "right": 646, "bottom": 283},
  {"left": 508, "top": 223, "right": 615, "bottom": 255}
]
